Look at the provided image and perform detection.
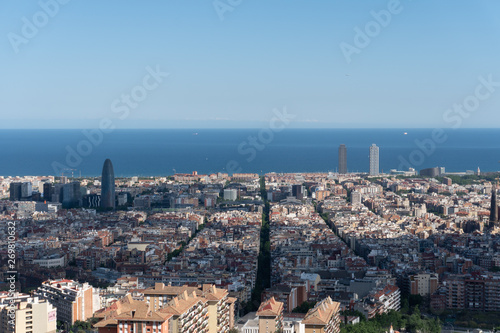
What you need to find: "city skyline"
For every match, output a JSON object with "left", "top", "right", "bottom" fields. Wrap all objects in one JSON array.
[{"left": 3, "top": 2, "right": 500, "bottom": 332}]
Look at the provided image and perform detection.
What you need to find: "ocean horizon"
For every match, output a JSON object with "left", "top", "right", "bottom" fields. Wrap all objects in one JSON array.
[{"left": 1, "top": 128, "right": 499, "bottom": 177}]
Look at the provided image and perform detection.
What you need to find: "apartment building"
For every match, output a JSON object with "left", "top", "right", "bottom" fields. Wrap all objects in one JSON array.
[
  {"left": 159, "top": 290, "right": 209, "bottom": 333},
  {"left": 0, "top": 296, "right": 57, "bottom": 333},
  {"left": 256, "top": 297, "right": 284, "bottom": 333},
  {"left": 444, "top": 274, "right": 500, "bottom": 311},
  {"left": 35, "top": 279, "right": 99, "bottom": 325},
  {"left": 94, "top": 294, "right": 172, "bottom": 333},
  {"left": 144, "top": 283, "right": 202, "bottom": 311},
  {"left": 409, "top": 273, "right": 438, "bottom": 296},
  {"left": 302, "top": 297, "right": 340, "bottom": 333}
]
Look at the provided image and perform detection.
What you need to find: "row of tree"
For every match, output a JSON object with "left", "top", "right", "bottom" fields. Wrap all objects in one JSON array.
[{"left": 341, "top": 305, "right": 441, "bottom": 333}]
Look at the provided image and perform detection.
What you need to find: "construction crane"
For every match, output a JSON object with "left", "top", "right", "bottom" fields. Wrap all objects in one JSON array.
[{"left": 61, "top": 168, "right": 77, "bottom": 180}]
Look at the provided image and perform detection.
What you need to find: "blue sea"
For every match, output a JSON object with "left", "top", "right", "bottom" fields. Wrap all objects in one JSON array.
[{"left": 0, "top": 129, "right": 499, "bottom": 177}]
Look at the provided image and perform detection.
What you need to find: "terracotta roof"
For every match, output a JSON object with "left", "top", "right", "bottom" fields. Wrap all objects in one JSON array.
[
  {"left": 302, "top": 297, "right": 340, "bottom": 326},
  {"left": 202, "top": 284, "right": 228, "bottom": 301},
  {"left": 144, "top": 283, "right": 201, "bottom": 297},
  {"left": 160, "top": 290, "right": 206, "bottom": 316},
  {"left": 256, "top": 297, "right": 284, "bottom": 317},
  {"left": 94, "top": 294, "right": 172, "bottom": 328}
]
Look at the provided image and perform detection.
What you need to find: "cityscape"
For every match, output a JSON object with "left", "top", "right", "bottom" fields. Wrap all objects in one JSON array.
[
  {"left": 1, "top": 146, "right": 500, "bottom": 333},
  {"left": 2, "top": 1, "right": 500, "bottom": 333}
]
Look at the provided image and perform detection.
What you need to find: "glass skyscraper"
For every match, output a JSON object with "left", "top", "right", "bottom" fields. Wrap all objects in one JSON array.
[{"left": 101, "top": 159, "right": 116, "bottom": 209}]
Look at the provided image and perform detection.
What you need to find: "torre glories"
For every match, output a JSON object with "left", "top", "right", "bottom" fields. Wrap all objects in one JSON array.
[{"left": 101, "top": 158, "right": 116, "bottom": 209}]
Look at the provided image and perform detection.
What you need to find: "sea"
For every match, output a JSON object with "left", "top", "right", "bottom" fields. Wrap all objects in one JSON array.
[{"left": 0, "top": 129, "right": 499, "bottom": 177}]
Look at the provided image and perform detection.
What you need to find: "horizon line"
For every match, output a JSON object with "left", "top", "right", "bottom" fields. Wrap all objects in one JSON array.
[{"left": 1, "top": 127, "right": 500, "bottom": 130}]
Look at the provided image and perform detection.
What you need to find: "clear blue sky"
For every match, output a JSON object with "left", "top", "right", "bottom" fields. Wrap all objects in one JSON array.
[{"left": 1, "top": 0, "right": 500, "bottom": 129}]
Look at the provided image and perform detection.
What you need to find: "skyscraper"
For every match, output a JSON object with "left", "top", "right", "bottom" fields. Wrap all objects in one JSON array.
[
  {"left": 292, "top": 184, "right": 305, "bottom": 200},
  {"left": 9, "top": 183, "right": 22, "bottom": 201},
  {"left": 43, "top": 183, "right": 53, "bottom": 202},
  {"left": 369, "top": 144, "right": 379, "bottom": 176},
  {"left": 490, "top": 185, "right": 498, "bottom": 228},
  {"left": 62, "top": 181, "right": 82, "bottom": 208},
  {"left": 338, "top": 144, "right": 347, "bottom": 174},
  {"left": 101, "top": 159, "right": 115, "bottom": 209}
]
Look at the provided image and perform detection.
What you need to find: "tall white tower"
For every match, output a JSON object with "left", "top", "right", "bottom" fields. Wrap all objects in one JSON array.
[{"left": 369, "top": 144, "right": 379, "bottom": 176}]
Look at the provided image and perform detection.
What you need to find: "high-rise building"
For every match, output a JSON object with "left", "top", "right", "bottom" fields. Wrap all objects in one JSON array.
[
  {"left": 20, "top": 182, "right": 32, "bottom": 198},
  {"left": 409, "top": 273, "right": 439, "bottom": 296},
  {"left": 338, "top": 144, "right": 347, "bottom": 174},
  {"left": 302, "top": 296, "right": 340, "bottom": 333},
  {"left": 490, "top": 185, "right": 498, "bottom": 228},
  {"left": 369, "top": 144, "right": 379, "bottom": 176},
  {"left": 0, "top": 295, "right": 57, "bottom": 333},
  {"left": 43, "top": 183, "right": 53, "bottom": 201},
  {"left": 35, "top": 279, "right": 98, "bottom": 325},
  {"left": 62, "top": 182, "right": 81, "bottom": 208},
  {"left": 351, "top": 191, "right": 362, "bottom": 205},
  {"left": 52, "top": 184, "right": 64, "bottom": 203},
  {"left": 83, "top": 194, "right": 101, "bottom": 208},
  {"left": 94, "top": 294, "right": 173, "bottom": 333},
  {"left": 223, "top": 189, "right": 238, "bottom": 201},
  {"left": 9, "top": 183, "right": 22, "bottom": 201},
  {"left": 9, "top": 182, "right": 33, "bottom": 201},
  {"left": 256, "top": 297, "right": 284, "bottom": 333},
  {"left": 101, "top": 159, "right": 116, "bottom": 209},
  {"left": 292, "top": 184, "right": 305, "bottom": 200},
  {"left": 443, "top": 274, "right": 500, "bottom": 312},
  {"left": 140, "top": 283, "right": 235, "bottom": 333}
]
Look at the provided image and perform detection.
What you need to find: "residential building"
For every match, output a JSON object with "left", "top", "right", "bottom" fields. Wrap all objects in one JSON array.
[
  {"left": 94, "top": 294, "right": 172, "bottom": 333},
  {"left": 302, "top": 297, "right": 340, "bottom": 333},
  {"left": 159, "top": 290, "right": 209, "bottom": 333},
  {"left": 0, "top": 296, "right": 57, "bottom": 333},
  {"left": 144, "top": 283, "right": 202, "bottom": 311},
  {"left": 261, "top": 284, "right": 298, "bottom": 313},
  {"left": 409, "top": 273, "right": 438, "bottom": 296},
  {"left": 256, "top": 297, "right": 284, "bottom": 333},
  {"left": 35, "top": 279, "right": 99, "bottom": 325}
]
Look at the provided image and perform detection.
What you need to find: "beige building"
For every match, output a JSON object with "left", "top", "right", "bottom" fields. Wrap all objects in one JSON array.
[
  {"left": 202, "top": 284, "right": 234, "bottom": 333},
  {"left": 144, "top": 283, "right": 202, "bottom": 311},
  {"left": 94, "top": 294, "right": 172, "bottom": 333},
  {"left": 143, "top": 282, "right": 236, "bottom": 333},
  {"left": 410, "top": 273, "right": 438, "bottom": 296},
  {"left": 159, "top": 289, "right": 209, "bottom": 332},
  {"left": 256, "top": 297, "right": 284, "bottom": 333},
  {"left": 35, "top": 279, "right": 99, "bottom": 325},
  {"left": 302, "top": 297, "right": 340, "bottom": 333},
  {"left": 97, "top": 283, "right": 236, "bottom": 333},
  {"left": 0, "top": 296, "right": 57, "bottom": 333}
]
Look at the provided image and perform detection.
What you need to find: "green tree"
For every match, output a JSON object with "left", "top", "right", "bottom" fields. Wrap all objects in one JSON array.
[{"left": 292, "top": 301, "right": 316, "bottom": 313}]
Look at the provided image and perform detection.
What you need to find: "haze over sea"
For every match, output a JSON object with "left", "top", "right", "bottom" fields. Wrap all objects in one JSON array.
[{"left": 1, "top": 129, "right": 499, "bottom": 177}]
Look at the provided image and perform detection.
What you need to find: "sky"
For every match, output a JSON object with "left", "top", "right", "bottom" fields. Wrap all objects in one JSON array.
[{"left": 1, "top": 0, "right": 500, "bottom": 129}]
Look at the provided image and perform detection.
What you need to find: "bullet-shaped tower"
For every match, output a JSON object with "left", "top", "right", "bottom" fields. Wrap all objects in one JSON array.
[{"left": 101, "top": 159, "right": 115, "bottom": 209}]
